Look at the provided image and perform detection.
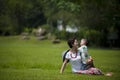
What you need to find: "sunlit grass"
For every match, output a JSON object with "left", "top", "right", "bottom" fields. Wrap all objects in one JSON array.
[{"left": 0, "top": 36, "right": 120, "bottom": 80}]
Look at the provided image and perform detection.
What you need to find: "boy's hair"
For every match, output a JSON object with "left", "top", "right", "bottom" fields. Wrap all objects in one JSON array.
[{"left": 67, "top": 37, "right": 76, "bottom": 48}]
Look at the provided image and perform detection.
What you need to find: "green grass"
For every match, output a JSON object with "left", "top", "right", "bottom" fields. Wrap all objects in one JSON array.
[{"left": 0, "top": 36, "right": 120, "bottom": 80}]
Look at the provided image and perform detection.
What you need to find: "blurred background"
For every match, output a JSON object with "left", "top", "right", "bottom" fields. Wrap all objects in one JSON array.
[{"left": 0, "top": 0, "right": 120, "bottom": 48}]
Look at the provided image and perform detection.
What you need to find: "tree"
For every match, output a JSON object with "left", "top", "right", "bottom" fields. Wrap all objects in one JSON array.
[
  {"left": 0, "top": 0, "right": 46, "bottom": 35},
  {"left": 41, "top": 0, "right": 80, "bottom": 31}
]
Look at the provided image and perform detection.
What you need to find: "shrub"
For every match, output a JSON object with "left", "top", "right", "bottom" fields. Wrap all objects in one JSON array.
[
  {"left": 83, "top": 29, "right": 103, "bottom": 47},
  {"left": 53, "top": 28, "right": 107, "bottom": 47}
]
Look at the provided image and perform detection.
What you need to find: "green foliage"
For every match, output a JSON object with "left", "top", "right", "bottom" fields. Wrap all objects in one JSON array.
[
  {"left": 84, "top": 29, "right": 103, "bottom": 46},
  {"left": 42, "top": 0, "right": 80, "bottom": 28},
  {"left": 54, "top": 30, "right": 66, "bottom": 39},
  {"left": 0, "top": 0, "right": 45, "bottom": 35},
  {"left": 40, "top": 24, "right": 49, "bottom": 29},
  {"left": 54, "top": 30, "right": 80, "bottom": 40},
  {"left": 0, "top": 0, "right": 119, "bottom": 47},
  {"left": 53, "top": 27, "right": 109, "bottom": 47}
]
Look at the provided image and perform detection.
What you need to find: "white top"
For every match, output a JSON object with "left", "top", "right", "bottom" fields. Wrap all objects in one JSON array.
[
  {"left": 65, "top": 51, "right": 82, "bottom": 72},
  {"left": 78, "top": 45, "right": 90, "bottom": 64}
]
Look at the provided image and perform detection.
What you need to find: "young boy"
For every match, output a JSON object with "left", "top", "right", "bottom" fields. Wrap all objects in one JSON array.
[{"left": 78, "top": 38, "right": 94, "bottom": 70}]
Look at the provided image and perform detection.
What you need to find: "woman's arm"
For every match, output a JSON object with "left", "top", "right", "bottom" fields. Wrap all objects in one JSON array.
[{"left": 60, "top": 59, "right": 68, "bottom": 74}]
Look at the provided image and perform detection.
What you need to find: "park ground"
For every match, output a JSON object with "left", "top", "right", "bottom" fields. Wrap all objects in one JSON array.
[{"left": 0, "top": 36, "right": 120, "bottom": 80}]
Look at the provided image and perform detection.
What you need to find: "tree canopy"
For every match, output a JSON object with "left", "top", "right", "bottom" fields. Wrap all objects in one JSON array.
[{"left": 0, "top": 0, "right": 120, "bottom": 47}]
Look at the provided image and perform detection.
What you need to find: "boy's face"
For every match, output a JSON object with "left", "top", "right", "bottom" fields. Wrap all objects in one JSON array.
[{"left": 80, "top": 39, "right": 85, "bottom": 46}]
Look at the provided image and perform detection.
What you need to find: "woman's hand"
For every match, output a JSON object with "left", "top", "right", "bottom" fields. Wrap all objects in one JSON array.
[
  {"left": 60, "top": 70, "right": 63, "bottom": 74},
  {"left": 60, "top": 59, "right": 68, "bottom": 74}
]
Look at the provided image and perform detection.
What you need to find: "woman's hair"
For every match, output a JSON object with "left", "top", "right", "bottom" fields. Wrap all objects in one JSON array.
[{"left": 67, "top": 37, "right": 76, "bottom": 48}]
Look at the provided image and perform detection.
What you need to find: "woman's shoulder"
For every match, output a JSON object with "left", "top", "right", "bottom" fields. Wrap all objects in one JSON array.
[
  {"left": 66, "top": 51, "right": 71, "bottom": 55},
  {"left": 65, "top": 51, "right": 71, "bottom": 59}
]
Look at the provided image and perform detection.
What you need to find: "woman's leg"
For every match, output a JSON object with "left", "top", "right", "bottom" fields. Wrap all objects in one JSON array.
[
  {"left": 76, "top": 67, "right": 103, "bottom": 75},
  {"left": 89, "top": 67, "right": 103, "bottom": 75}
]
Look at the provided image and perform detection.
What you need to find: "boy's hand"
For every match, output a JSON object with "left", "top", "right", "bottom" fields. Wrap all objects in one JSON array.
[
  {"left": 87, "top": 59, "right": 91, "bottom": 63},
  {"left": 87, "top": 56, "right": 93, "bottom": 63},
  {"left": 90, "top": 56, "right": 93, "bottom": 60}
]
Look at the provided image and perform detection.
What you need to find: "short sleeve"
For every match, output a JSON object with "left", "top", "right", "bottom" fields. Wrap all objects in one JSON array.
[{"left": 65, "top": 52, "right": 70, "bottom": 59}]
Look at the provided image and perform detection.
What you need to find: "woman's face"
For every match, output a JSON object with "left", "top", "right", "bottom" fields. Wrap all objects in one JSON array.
[{"left": 72, "top": 39, "right": 78, "bottom": 48}]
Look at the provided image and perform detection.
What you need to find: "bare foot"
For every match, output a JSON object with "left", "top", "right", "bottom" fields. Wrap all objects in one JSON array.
[{"left": 105, "top": 72, "right": 113, "bottom": 76}]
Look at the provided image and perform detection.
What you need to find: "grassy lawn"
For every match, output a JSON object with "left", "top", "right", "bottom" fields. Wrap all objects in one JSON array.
[{"left": 0, "top": 36, "right": 120, "bottom": 80}]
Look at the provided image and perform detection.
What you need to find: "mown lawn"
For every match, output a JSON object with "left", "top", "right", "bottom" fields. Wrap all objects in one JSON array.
[{"left": 0, "top": 36, "right": 120, "bottom": 80}]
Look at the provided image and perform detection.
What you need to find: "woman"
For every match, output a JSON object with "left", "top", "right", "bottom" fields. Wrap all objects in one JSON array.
[{"left": 60, "top": 37, "right": 103, "bottom": 75}]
